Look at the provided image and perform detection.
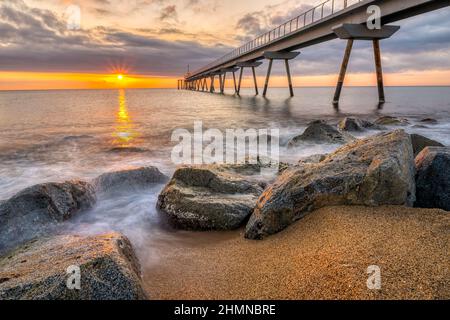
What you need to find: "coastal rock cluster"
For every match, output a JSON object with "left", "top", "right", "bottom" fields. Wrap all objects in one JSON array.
[
  {"left": 157, "top": 117, "right": 448, "bottom": 239},
  {"left": 1, "top": 115, "right": 448, "bottom": 300},
  {"left": 0, "top": 166, "right": 167, "bottom": 300}
]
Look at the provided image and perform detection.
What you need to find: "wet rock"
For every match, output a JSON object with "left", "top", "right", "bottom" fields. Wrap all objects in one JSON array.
[
  {"left": 420, "top": 118, "right": 438, "bottom": 125},
  {"left": 62, "top": 135, "right": 94, "bottom": 142},
  {"left": 298, "top": 154, "right": 327, "bottom": 164},
  {"left": 245, "top": 130, "right": 416, "bottom": 240},
  {"left": 288, "top": 121, "right": 355, "bottom": 147},
  {"left": 0, "top": 233, "right": 147, "bottom": 300},
  {"left": 278, "top": 162, "right": 291, "bottom": 174},
  {"left": 107, "top": 147, "right": 148, "bottom": 154},
  {"left": 415, "top": 147, "right": 450, "bottom": 211},
  {"left": 157, "top": 164, "right": 270, "bottom": 230},
  {"left": 0, "top": 181, "right": 96, "bottom": 253},
  {"left": 410, "top": 134, "right": 444, "bottom": 157},
  {"left": 375, "top": 116, "right": 409, "bottom": 126},
  {"left": 338, "top": 117, "right": 379, "bottom": 132},
  {"left": 93, "top": 167, "right": 169, "bottom": 195}
]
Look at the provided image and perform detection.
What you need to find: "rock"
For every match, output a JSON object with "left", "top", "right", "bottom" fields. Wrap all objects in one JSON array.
[
  {"left": 107, "top": 147, "right": 148, "bottom": 154},
  {"left": 245, "top": 130, "right": 416, "bottom": 240},
  {"left": 0, "top": 181, "right": 96, "bottom": 253},
  {"left": 298, "top": 154, "right": 327, "bottom": 164},
  {"left": 62, "top": 135, "right": 94, "bottom": 142},
  {"left": 415, "top": 147, "right": 450, "bottom": 211},
  {"left": 338, "top": 117, "right": 378, "bottom": 132},
  {"left": 0, "top": 232, "right": 147, "bottom": 300},
  {"left": 288, "top": 121, "right": 355, "bottom": 147},
  {"left": 93, "top": 167, "right": 169, "bottom": 195},
  {"left": 420, "top": 118, "right": 438, "bottom": 125},
  {"left": 278, "top": 162, "right": 291, "bottom": 174},
  {"left": 157, "top": 164, "right": 269, "bottom": 230},
  {"left": 410, "top": 134, "right": 444, "bottom": 157},
  {"left": 375, "top": 116, "right": 409, "bottom": 126}
]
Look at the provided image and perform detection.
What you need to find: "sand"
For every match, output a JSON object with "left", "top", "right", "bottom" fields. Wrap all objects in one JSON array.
[{"left": 143, "top": 206, "right": 449, "bottom": 300}]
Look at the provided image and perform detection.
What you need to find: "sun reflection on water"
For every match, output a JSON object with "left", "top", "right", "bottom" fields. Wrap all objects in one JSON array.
[{"left": 113, "top": 89, "right": 138, "bottom": 147}]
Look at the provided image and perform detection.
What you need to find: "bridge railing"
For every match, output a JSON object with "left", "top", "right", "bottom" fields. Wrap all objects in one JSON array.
[{"left": 188, "top": 0, "right": 364, "bottom": 78}]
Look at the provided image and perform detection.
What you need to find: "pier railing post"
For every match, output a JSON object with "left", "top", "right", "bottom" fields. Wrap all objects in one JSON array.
[
  {"left": 263, "top": 59, "right": 273, "bottom": 97},
  {"left": 333, "top": 39, "right": 354, "bottom": 104},
  {"left": 373, "top": 39, "right": 386, "bottom": 104}
]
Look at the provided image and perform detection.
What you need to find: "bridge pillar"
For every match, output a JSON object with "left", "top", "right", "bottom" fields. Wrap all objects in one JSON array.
[
  {"left": 262, "top": 51, "right": 300, "bottom": 97},
  {"left": 218, "top": 73, "right": 223, "bottom": 94},
  {"left": 236, "top": 61, "right": 263, "bottom": 95},
  {"left": 210, "top": 75, "right": 215, "bottom": 93},
  {"left": 332, "top": 24, "right": 400, "bottom": 105},
  {"left": 219, "top": 68, "right": 239, "bottom": 94}
]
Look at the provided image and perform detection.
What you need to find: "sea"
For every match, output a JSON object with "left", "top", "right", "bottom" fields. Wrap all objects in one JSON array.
[{"left": 1, "top": 86, "right": 449, "bottom": 275}]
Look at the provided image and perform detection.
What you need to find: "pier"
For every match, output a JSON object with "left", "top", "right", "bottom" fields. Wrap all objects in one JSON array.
[{"left": 179, "top": 0, "right": 449, "bottom": 104}]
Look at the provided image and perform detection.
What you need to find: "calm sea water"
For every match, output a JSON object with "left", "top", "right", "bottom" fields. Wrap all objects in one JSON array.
[{"left": 1, "top": 87, "right": 449, "bottom": 267}]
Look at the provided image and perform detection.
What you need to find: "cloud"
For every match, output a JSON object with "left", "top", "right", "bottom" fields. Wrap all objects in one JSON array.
[
  {"left": 0, "top": 0, "right": 230, "bottom": 76},
  {"left": 159, "top": 5, "right": 177, "bottom": 21},
  {"left": 0, "top": 0, "right": 449, "bottom": 78}
]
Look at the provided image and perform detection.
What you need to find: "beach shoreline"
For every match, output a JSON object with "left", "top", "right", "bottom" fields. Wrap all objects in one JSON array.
[{"left": 143, "top": 205, "right": 449, "bottom": 300}]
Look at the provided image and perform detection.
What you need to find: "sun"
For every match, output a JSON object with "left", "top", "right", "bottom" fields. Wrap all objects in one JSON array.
[{"left": 117, "top": 74, "right": 124, "bottom": 81}]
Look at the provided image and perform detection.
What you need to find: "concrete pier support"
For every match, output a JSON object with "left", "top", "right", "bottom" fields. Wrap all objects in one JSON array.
[
  {"left": 219, "top": 73, "right": 224, "bottom": 94},
  {"left": 333, "top": 39, "right": 354, "bottom": 104},
  {"left": 373, "top": 39, "right": 385, "bottom": 103},
  {"left": 332, "top": 24, "right": 400, "bottom": 105},
  {"left": 262, "top": 59, "right": 273, "bottom": 97},
  {"left": 220, "top": 68, "right": 239, "bottom": 94},
  {"left": 262, "top": 51, "right": 300, "bottom": 97},
  {"left": 236, "top": 61, "right": 262, "bottom": 95},
  {"left": 210, "top": 75, "right": 215, "bottom": 93}
]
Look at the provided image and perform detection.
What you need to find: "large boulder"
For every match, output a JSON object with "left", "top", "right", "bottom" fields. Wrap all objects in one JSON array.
[
  {"left": 93, "top": 167, "right": 169, "bottom": 195},
  {"left": 0, "top": 181, "right": 96, "bottom": 253},
  {"left": 288, "top": 120, "right": 355, "bottom": 148},
  {"left": 0, "top": 233, "right": 147, "bottom": 300},
  {"left": 245, "top": 130, "right": 416, "bottom": 239},
  {"left": 410, "top": 134, "right": 444, "bottom": 157},
  {"left": 415, "top": 147, "right": 450, "bottom": 211},
  {"left": 157, "top": 164, "right": 269, "bottom": 230},
  {"left": 338, "top": 117, "right": 379, "bottom": 132}
]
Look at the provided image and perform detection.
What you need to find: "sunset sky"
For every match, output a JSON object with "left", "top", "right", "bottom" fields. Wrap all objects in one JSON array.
[{"left": 1, "top": 0, "right": 450, "bottom": 90}]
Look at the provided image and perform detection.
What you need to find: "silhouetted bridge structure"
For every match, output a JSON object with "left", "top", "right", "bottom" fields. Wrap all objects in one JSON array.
[{"left": 178, "top": 0, "right": 449, "bottom": 104}]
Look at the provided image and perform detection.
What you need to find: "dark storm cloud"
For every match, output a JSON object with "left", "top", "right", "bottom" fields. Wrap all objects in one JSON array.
[{"left": 0, "top": 0, "right": 230, "bottom": 76}]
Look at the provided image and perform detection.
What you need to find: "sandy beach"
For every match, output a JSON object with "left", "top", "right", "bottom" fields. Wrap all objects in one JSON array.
[{"left": 143, "top": 206, "right": 449, "bottom": 300}]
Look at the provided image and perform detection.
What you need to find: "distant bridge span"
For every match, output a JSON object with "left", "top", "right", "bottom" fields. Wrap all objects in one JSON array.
[{"left": 179, "top": 0, "right": 450, "bottom": 104}]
